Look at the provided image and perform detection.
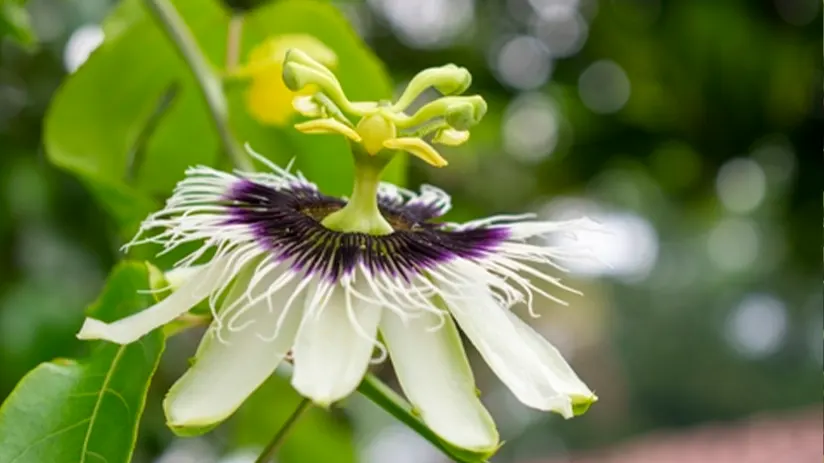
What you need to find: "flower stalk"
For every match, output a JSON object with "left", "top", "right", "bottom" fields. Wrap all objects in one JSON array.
[
  {"left": 254, "top": 398, "right": 312, "bottom": 463},
  {"left": 225, "top": 14, "right": 244, "bottom": 72},
  {"left": 143, "top": 0, "right": 252, "bottom": 171}
]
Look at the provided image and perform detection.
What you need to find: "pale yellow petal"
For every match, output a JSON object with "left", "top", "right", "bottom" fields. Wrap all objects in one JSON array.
[
  {"left": 294, "top": 118, "right": 362, "bottom": 142},
  {"left": 236, "top": 35, "right": 337, "bottom": 78},
  {"left": 237, "top": 35, "right": 338, "bottom": 125},
  {"left": 271, "top": 35, "right": 337, "bottom": 67},
  {"left": 245, "top": 68, "right": 296, "bottom": 126},
  {"left": 383, "top": 137, "right": 448, "bottom": 167},
  {"left": 292, "top": 95, "right": 324, "bottom": 118},
  {"left": 433, "top": 129, "right": 470, "bottom": 146}
]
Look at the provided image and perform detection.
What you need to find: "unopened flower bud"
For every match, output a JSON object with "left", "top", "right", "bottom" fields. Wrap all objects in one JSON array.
[
  {"left": 444, "top": 96, "right": 487, "bottom": 131},
  {"left": 392, "top": 64, "right": 472, "bottom": 111}
]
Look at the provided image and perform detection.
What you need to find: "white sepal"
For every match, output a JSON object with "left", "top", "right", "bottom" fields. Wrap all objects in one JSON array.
[
  {"left": 442, "top": 262, "right": 595, "bottom": 418},
  {"left": 381, "top": 309, "right": 499, "bottom": 451},
  {"left": 164, "top": 266, "right": 304, "bottom": 430},
  {"left": 77, "top": 258, "right": 230, "bottom": 345},
  {"left": 291, "top": 277, "right": 382, "bottom": 406}
]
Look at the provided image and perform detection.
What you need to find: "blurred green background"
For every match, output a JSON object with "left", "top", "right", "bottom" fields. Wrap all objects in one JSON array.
[{"left": 0, "top": 0, "right": 820, "bottom": 462}]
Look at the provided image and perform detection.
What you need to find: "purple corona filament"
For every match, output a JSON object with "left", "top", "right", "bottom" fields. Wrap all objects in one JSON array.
[{"left": 223, "top": 178, "right": 510, "bottom": 282}]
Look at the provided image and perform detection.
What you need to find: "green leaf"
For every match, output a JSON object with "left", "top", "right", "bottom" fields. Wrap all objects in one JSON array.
[
  {"left": 45, "top": 0, "right": 403, "bottom": 233},
  {"left": 0, "top": 262, "right": 165, "bottom": 463},
  {"left": 0, "top": 2, "right": 35, "bottom": 48},
  {"left": 233, "top": 373, "right": 356, "bottom": 463}
]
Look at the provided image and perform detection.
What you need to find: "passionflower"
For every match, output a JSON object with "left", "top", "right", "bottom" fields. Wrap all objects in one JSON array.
[{"left": 76, "top": 52, "right": 597, "bottom": 453}]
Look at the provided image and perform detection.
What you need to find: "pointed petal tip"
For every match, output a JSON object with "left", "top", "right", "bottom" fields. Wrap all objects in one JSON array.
[
  {"left": 380, "top": 310, "right": 498, "bottom": 453},
  {"left": 310, "top": 398, "right": 333, "bottom": 409},
  {"left": 440, "top": 427, "right": 501, "bottom": 455},
  {"left": 76, "top": 318, "right": 105, "bottom": 340},
  {"left": 545, "top": 392, "right": 598, "bottom": 419},
  {"left": 165, "top": 418, "right": 221, "bottom": 437},
  {"left": 469, "top": 439, "right": 505, "bottom": 459},
  {"left": 289, "top": 380, "right": 342, "bottom": 409},
  {"left": 163, "top": 388, "right": 235, "bottom": 435},
  {"left": 571, "top": 393, "right": 598, "bottom": 417},
  {"left": 76, "top": 318, "right": 134, "bottom": 344},
  {"left": 290, "top": 280, "right": 381, "bottom": 411},
  {"left": 383, "top": 138, "right": 448, "bottom": 167}
]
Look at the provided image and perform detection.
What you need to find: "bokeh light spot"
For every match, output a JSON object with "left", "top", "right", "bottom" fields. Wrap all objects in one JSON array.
[
  {"left": 155, "top": 438, "right": 216, "bottom": 463},
  {"left": 368, "top": 0, "right": 474, "bottom": 49},
  {"left": 725, "top": 294, "right": 787, "bottom": 358},
  {"left": 751, "top": 138, "right": 796, "bottom": 185},
  {"left": 503, "top": 92, "right": 560, "bottom": 163},
  {"left": 707, "top": 218, "right": 760, "bottom": 272},
  {"left": 578, "top": 60, "right": 630, "bottom": 114},
  {"left": 494, "top": 35, "right": 553, "bottom": 90},
  {"left": 529, "top": 2, "right": 588, "bottom": 57},
  {"left": 528, "top": 0, "right": 581, "bottom": 17},
  {"left": 715, "top": 158, "right": 767, "bottom": 214},
  {"left": 364, "top": 424, "right": 442, "bottom": 463}
]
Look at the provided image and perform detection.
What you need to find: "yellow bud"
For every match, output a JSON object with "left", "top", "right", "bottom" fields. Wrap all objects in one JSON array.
[{"left": 356, "top": 113, "right": 397, "bottom": 155}]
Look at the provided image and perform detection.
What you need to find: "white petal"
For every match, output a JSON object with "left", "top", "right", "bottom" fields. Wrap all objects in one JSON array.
[
  {"left": 77, "top": 258, "right": 229, "bottom": 344},
  {"left": 381, "top": 309, "right": 499, "bottom": 451},
  {"left": 164, "top": 267, "right": 304, "bottom": 429},
  {"left": 442, "top": 264, "right": 595, "bottom": 418},
  {"left": 163, "top": 264, "right": 208, "bottom": 290},
  {"left": 291, "top": 278, "right": 382, "bottom": 406},
  {"left": 505, "top": 308, "right": 596, "bottom": 414}
]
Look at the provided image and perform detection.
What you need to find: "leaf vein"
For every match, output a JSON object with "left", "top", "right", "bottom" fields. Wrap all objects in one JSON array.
[
  {"left": 8, "top": 418, "right": 92, "bottom": 463},
  {"left": 104, "top": 387, "right": 133, "bottom": 418},
  {"left": 78, "top": 347, "right": 127, "bottom": 463}
]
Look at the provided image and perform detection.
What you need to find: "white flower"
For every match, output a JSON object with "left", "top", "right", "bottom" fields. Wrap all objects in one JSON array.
[
  {"left": 76, "top": 148, "right": 597, "bottom": 452},
  {"left": 77, "top": 53, "right": 598, "bottom": 454}
]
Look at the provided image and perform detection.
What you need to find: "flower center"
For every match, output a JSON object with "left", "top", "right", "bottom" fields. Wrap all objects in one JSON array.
[{"left": 224, "top": 178, "right": 508, "bottom": 282}]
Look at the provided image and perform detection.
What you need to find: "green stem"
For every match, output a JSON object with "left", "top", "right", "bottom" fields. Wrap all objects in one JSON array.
[
  {"left": 225, "top": 14, "right": 243, "bottom": 72},
  {"left": 357, "top": 375, "right": 491, "bottom": 463},
  {"left": 143, "top": 0, "right": 252, "bottom": 171},
  {"left": 254, "top": 398, "right": 311, "bottom": 463}
]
